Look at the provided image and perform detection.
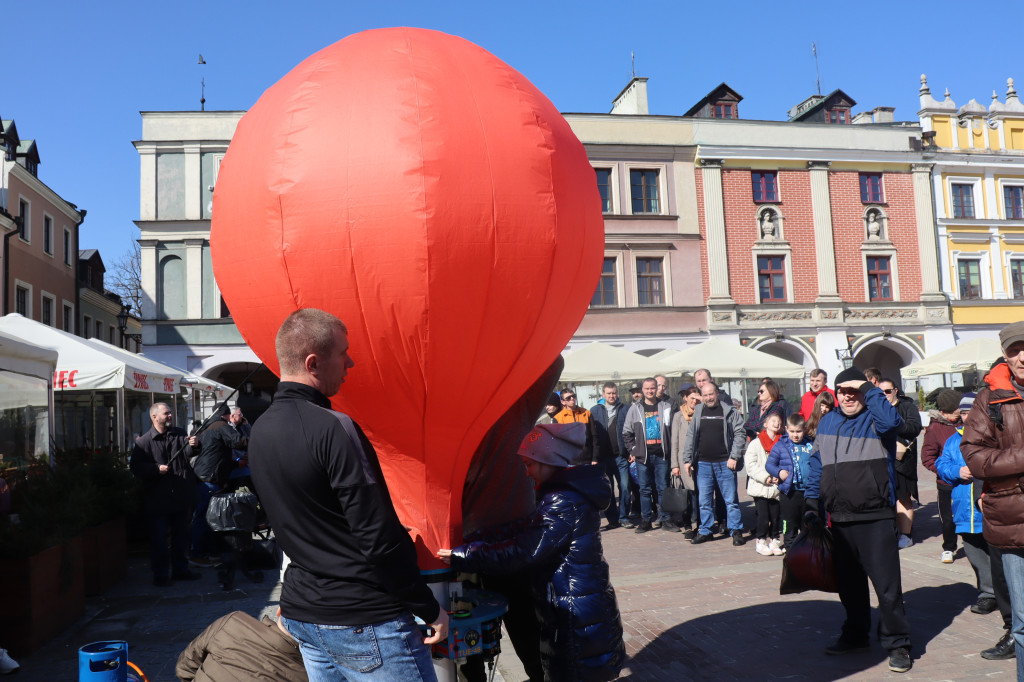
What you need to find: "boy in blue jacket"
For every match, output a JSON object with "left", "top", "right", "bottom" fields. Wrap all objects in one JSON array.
[
  {"left": 439, "top": 423, "right": 625, "bottom": 682},
  {"left": 935, "top": 393, "right": 997, "bottom": 617},
  {"left": 766, "top": 413, "right": 820, "bottom": 549}
]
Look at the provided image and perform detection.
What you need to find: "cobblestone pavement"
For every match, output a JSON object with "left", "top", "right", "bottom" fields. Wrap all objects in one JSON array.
[{"left": 18, "top": 460, "right": 1017, "bottom": 681}]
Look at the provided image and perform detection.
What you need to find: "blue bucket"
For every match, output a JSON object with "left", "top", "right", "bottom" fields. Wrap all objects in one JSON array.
[{"left": 78, "top": 640, "right": 128, "bottom": 682}]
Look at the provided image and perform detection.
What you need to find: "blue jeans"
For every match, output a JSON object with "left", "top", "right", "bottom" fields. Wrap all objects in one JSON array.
[
  {"left": 191, "top": 481, "right": 219, "bottom": 557},
  {"left": 696, "top": 461, "right": 742, "bottom": 535},
  {"left": 1001, "top": 549, "right": 1024, "bottom": 679},
  {"left": 637, "top": 453, "right": 670, "bottom": 522},
  {"left": 615, "top": 455, "right": 633, "bottom": 519},
  {"left": 282, "top": 613, "right": 437, "bottom": 681}
]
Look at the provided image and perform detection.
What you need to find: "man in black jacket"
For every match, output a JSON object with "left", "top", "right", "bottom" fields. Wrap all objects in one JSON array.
[
  {"left": 249, "top": 308, "right": 447, "bottom": 680},
  {"left": 190, "top": 404, "right": 245, "bottom": 565},
  {"left": 878, "top": 378, "right": 923, "bottom": 550},
  {"left": 590, "top": 382, "right": 629, "bottom": 530},
  {"left": 130, "top": 402, "right": 202, "bottom": 586}
]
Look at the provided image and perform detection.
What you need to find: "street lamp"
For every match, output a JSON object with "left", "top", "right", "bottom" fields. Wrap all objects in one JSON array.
[
  {"left": 835, "top": 344, "right": 854, "bottom": 370},
  {"left": 116, "top": 304, "right": 141, "bottom": 350}
]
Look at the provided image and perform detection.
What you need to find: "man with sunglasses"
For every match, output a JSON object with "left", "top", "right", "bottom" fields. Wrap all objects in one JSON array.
[
  {"left": 554, "top": 389, "right": 595, "bottom": 465},
  {"left": 804, "top": 366, "right": 911, "bottom": 673}
]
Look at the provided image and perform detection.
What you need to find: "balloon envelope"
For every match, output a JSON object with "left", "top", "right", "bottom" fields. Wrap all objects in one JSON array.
[{"left": 211, "top": 28, "right": 603, "bottom": 567}]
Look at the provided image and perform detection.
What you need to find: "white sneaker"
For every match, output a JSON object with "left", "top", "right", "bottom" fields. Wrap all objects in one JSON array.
[
  {"left": 941, "top": 550, "right": 955, "bottom": 564},
  {"left": 755, "top": 538, "right": 773, "bottom": 556},
  {"left": 770, "top": 537, "right": 786, "bottom": 556},
  {"left": 0, "top": 649, "right": 19, "bottom": 674},
  {"left": 898, "top": 534, "right": 914, "bottom": 550}
]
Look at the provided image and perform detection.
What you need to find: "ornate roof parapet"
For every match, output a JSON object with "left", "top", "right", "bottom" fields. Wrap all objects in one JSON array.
[{"left": 918, "top": 75, "right": 956, "bottom": 115}]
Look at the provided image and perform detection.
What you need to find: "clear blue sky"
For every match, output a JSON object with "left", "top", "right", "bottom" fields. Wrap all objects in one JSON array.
[{"left": 9, "top": 0, "right": 1022, "bottom": 263}]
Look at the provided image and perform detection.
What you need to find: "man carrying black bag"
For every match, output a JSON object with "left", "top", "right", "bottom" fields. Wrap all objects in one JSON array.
[{"left": 803, "top": 367, "right": 912, "bottom": 674}]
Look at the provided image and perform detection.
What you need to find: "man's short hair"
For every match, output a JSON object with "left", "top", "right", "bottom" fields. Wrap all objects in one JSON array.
[
  {"left": 864, "top": 367, "right": 882, "bottom": 382},
  {"left": 276, "top": 308, "right": 347, "bottom": 375},
  {"left": 150, "top": 402, "right": 171, "bottom": 416},
  {"left": 560, "top": 388, "right": 576, "bottom": 399},
  {"left": 602, "top": 382, "right": 617, "bottom": 391},
  {"left": 810, "top": 368, "right": 827, "bottom": 380},
  {"left": 787, "top": 413, "right": 806, "bottom": 429},
  {"left": 701, "top": 381, "right": 719, "bottom": 393},
  {"left": 655, "top": 374, "right": 668, "bottom": 383},
  {"left": 641, "top": 377, "right": 657, "bottom": 387},
  {"left": 695, "top": 368, "right": 712, "bottom": 380}
]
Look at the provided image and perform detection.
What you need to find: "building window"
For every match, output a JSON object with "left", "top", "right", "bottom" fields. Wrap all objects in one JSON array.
[
  {"left": 15, "top": 285, "right": 28, "bottom": 316},
  {"left": 43, "top": 216, "right": 53, "bottom": 255},
  {"left": 630, "top": 169, "right": 659, "bottom": 214},
  {"left": 591, "top": 257, "right": 617, "bottom": 307},
  {"left": 958, "top": 259, "right": 983, "bottom": 299},
  {"left": 83, "top": 315, "right": 92, "bottom": 338},
  {"left": 828, "top": 108, "right": 850, "bottom": 124},
  {"left": 757, "top": 256, "right": 786, "bottom": 303},
  {"left": 859, "top": 173, "right": 884, "bottom": 203},
  {"left": 17, "top": 199, "right": 29, "bottom": 242},
  {"left": 952, "top": 183, "right": 975, "bottom": 218},
  {"left": 109, "top": 326, "right": 116, "bottom": 344},
  {"left": 1005, "top": 186, "right": 1024, "bottom": 219},
  {"left": 713, "top": 103, "right": 736, "bottom": 119},
  {"left": 63, "top": 228, "right": 72, "bottom": 266},
  {"left": 867, "top": 257, "right": 893, "bottom": 301},
  {"left": 1012, "top": 260, "right": 1024, "bottom": 299},
  {"left": 41, "top": 296, "right": 53, "bottom": 326},
  {"left": 96, "top": 320, "right": 103, "bottom": 339},
  {"left": 595, "top": 168, "right": 612, "bottom": 213},
  {"left": 636, "top": 257, "right": 664, "bottom": 306},
  {"left": 752, "top": 172, "right": 778, "bottom": 202},
  {"left": 63, "top": 304, "right": 73, "bottom": 333}
]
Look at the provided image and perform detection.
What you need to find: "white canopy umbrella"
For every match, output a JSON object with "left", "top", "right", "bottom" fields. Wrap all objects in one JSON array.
[
  {"left": 560, "top": 342, "right": 672, "bottom": 383},
  {"left": 658, "top": 338, "right": 806, "bottom": 379},
  {"left": 900, "top": 338, "right": 1003, "bottom": 379},
  {"left": 0, "top": 329, "right": 58, "bottom": 380}
]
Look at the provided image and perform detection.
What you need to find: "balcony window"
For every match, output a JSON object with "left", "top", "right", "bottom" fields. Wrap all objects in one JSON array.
[{"left": 630, "top": 169, "right": 659, "bottom": 214}]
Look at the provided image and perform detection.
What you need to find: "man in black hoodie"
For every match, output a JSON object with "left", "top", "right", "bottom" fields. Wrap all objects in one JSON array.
[{"left": 249, "top": 308, "right": 447, "bottom": 680}]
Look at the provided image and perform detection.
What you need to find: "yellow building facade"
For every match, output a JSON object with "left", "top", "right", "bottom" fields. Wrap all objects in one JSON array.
[{"left": 918, "top": 75, "right": 1024, "bottom": 338}]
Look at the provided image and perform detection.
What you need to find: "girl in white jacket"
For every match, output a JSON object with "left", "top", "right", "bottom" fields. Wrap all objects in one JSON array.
[{"left": 745, "top": 412, "right": 783, "bottom": 556}]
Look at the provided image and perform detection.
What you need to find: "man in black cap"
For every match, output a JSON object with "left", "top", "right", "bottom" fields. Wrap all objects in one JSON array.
[
  {"left": 804, "top": 367, "right": 911, "bottom": 673},
  {"left": 190, "top": 402, "right": 246, "bottom": 565}
]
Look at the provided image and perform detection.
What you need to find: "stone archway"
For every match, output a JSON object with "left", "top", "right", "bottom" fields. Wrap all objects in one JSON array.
[
  {"left": 203, "top": 362, "right": 280, "bottom": 423},
  {"left": 852, "top": 338, "right": 920, "bottom": 384}
]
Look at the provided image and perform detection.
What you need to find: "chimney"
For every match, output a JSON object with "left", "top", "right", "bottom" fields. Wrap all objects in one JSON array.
[{"left": 611, "top": 77, "right": 649, "bottom": 115}]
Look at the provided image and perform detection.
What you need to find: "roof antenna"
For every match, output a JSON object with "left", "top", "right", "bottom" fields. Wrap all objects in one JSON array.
[
  {"left": 198, "top": 54, "right": 207, "bottom": 111},
  {"left": 812, "top": 43, "right": 821, "bottom": 95},
  {"left": 631, "top": 51, "right": 636, "bottom": 78}
]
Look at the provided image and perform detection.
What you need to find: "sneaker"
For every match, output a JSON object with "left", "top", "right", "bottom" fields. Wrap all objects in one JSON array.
[
  {"left": 635, "top": 520, "right": 653, "bottom": 534},
  {"left": 770, "top": 537, "right": 786, "bottom": 556},
  {"left": 888, "top": 646, "right": 912, "bottom": 673},
  {"left": 824, "top": 637, "right": 870, "bottom": 655},
  {"left": 661, "top": 520, "right": 681, "bottom": 533},
  {"left": 690, "top": 532, "right": 711, "bottom": 545},
  {"left": 709, "top": 523, "right": 721, "bottom": 536},
  {"left": 897, "top": 534, "right": 914, "bottom": 550},
  {"left": 620, "top": 519, "right": 636, "bottom": 529},
  {"left": 971, "top": 597, "right": 998, "bottom": 614},
  {"left": 981, "top": 630, "right": 1016, "bottom": 660},
  {"left": 941, "top": 550, "right": 955, "bottom": 564},
  {"left": 683, "top": 528, "right": 698, "bottom": 540},
  {"left": 651, "top": 520, "right": 663, "bottom": 529},
  {"left": 0, "top": 649, "right": 19, "bottom": 675},
  {"left": 732, "top": 530, "right": 746, "bottom": 546},
  {"left": 755, "top": 538, "right": 773, "bottom": 556}
]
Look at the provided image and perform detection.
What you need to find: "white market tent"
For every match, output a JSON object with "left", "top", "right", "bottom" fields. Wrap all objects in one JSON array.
[
  {"left": 0, "top": 314, "right": 184, "bottom": 453},
  {"left": 900, "top": 338, "right": 1004, "bottom": 379},
  {"left": 0, "top": 329, "right": 58, "bottom": 381},
  {"left": 658, "top": 338, "right": 806, "bottom": 379},
  {"left": 560, "top": 342, "right": 672, "bottom": 383},
  {"left": 0, "top": 330, "right": 57, "bottom": 463}
]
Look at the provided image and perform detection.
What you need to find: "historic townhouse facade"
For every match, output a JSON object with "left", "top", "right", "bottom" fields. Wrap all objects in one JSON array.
[
  {"left": 917, "top": 75, "right": 1024, "bottom": 344},
  {"left": 566, "top": 78, "right": 953, "bottom": 382}
]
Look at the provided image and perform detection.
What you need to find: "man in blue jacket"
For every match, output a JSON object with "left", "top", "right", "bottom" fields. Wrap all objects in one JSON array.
[{"left": 804, "top": 367, "right": 911, "bottom": 673}]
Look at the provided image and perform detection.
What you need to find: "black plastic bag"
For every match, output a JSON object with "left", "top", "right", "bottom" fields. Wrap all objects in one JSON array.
[
  {"left": 779, "top": 520, "right": 838, "bottom": 595},
  {"left": 206, "top": 489, "right": 260, "bottom": 533}
]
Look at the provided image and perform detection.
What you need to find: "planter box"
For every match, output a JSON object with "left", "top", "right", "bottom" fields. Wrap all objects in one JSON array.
[
  {"left": 82, "top": 516, "right": 127, "bottom": 596},
  {"left": 0, "top": 536, "right": 85, "bottom": 654}
]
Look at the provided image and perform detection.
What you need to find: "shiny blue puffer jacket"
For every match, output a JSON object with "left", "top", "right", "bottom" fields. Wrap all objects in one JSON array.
[{"left": 451, "top": 465, "right": 625, "bottom": 682}]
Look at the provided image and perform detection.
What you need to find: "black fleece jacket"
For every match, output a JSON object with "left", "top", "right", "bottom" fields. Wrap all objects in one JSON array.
[{"left": 249, "top": 382, "right": 439, "bottom": 626}]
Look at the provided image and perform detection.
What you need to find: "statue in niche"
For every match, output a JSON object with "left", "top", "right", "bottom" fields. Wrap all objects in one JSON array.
[
  {"left": 760, "top": 210, "right": 777, "bottom": 240},
  {"left": 867, "top": 211, "right": 882, "bottom": 241}
]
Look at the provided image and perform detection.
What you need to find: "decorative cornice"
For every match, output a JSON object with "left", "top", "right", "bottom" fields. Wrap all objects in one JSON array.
[
  {"left": 807, "top": 160, "right": 832, "bottom": 170},
  {"left": 699, "top": 158, "right": 723, "bottom": 168}
]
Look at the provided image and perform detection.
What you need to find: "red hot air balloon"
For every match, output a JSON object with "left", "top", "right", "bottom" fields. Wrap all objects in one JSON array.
[{"left": 211, "top": 27, "right": 603, "bottom": 568}]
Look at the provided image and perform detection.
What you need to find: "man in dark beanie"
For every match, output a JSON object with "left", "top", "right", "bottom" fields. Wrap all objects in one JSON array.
[
  {"left": 921, "top": 388, "right": 965, "bottom": 564},
  {"left": 191, "top": 402, "right": 246, "bottom": 565},
  {"left": 537, "top": 393, "right": 562, "bottom": 425},
  {"left": 804, "top": 366, "right": 912, "bottom": 672}
]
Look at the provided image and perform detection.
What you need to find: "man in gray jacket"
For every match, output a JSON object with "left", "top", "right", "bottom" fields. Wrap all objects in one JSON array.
[
  {"left": 682, "top": 382, "right": 747, "bottom": 545},
  {"left": 622, "top": 378, "right": 674, "bottom": 533}
]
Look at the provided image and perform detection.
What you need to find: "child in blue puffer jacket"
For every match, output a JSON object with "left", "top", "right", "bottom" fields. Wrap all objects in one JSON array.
[
  {"left": 766, "top": 414, "right": 821, "bottom": 549},
  {"left": 935, "top": 393, "right": 996, "bottom": 614},
  {"left": 439, "top": 423, "right": 625, "bottom": 682}
]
